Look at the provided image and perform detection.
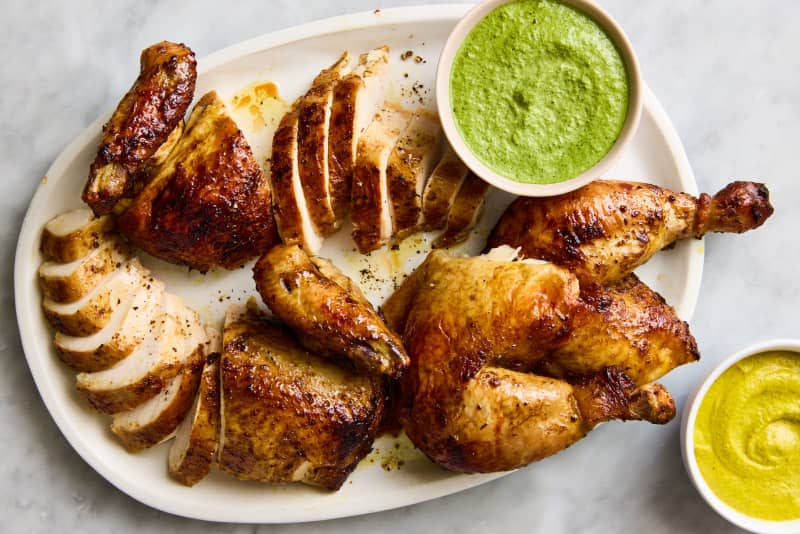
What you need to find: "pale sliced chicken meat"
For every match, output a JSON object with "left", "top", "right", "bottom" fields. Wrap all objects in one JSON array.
[
  {"left": 54, "top": 271, "right": 164, "bottom": 372},
  {"left": 329, "top": 46, "right": 390, "bottom": 218},
  {"left": 386, "top": 109, "right": 443, "bottom": 239},
  {"left": 432, "top": 172, "right": 490, "bottom": 249},
  {"left": 297, "top": 52, "right": 350, "bottom": 236},
  {"left": 351, "top": 102, "right": 413, "bottom": 253},
  {"left": 40, "top": 208, "right": 114, "bottom": 263},
  {"left": 217, "top": 302, "right": 385, "bottom": 490},
  {"left": 168, "top": 347, "right": 221, "bottom": 487},
  {"left": 38, "top": 239, "right": 128, "bottom": 303},
  {"left": 42, "top": 260, "right": 141, "bottom": 337},
  {"left": 111, "top": 351, "right": 204, "bottom": 452},
  {"left": 421, "top": 144, "right": 470, "bottom": 231},
  {"left": 75, "top": 294, "right": 207, "bottom": 414},
  {"left": 269, "top": 107, "right": 324, "bottom": 254}
]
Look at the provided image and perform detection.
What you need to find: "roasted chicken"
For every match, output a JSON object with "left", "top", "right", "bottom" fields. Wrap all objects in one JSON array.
[
  {"left": 433, "top": 171, "right": 490, "bottom": 249},
  {"left": 386, "top": 109, "right": 443, "bottom": 239},
  {"left": 298, "top": 52, "right": 351, "bottom": 236},
  {"left": 387, "top": 249, "right": 677, "bottom": 473},
  {"left": 254, "top": 244, "right": 408, "bottom": 377},
  {"left": 169, "top": 337, "right": 221, "bottom": 487},
  {"left": 351, "top": 102, "right": 413, "bottom": 252},
  {"left": 83, "top": 42, "right": 197, "bottom": 215},
  {"left": 421, "top": 144, "right": 470, "bottom": 231},
  {"left": 117, "top": 91, "right": 280, "bottom": 271},
  {"left": 488, "top": 180, "right": 774, "bottom": 284},
  {"left": 218, "top": 302, "right": 385, "bottom": 490},
  {"left": 329, "top": 46, "right": 390, "bottom": 219}
]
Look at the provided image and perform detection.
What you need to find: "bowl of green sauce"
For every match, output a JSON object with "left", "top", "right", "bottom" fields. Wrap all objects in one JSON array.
[
  {"left": 437, "top": 0, "right": 642, "bottom": 196},
  {"left": 681, "top": 339, "right": 800, "bottom": 533}
]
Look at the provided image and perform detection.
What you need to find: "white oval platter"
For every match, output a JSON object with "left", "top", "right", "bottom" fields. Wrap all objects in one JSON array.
[{"left": 14, "top": 4, "right": 703, "bottom": 524}]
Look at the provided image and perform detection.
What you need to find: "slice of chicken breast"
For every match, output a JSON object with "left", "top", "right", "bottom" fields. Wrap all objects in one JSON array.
[
  {"left": 269, "top": 107, "right": 324, "bottom": 254},
  {"left": 421, "top": 144, "right": 470, "bottom": 231},
  {"left": 351, "top": 102, "right": 413, "bottom": 253},
  {"left": 42, "top": 260, "right": 141, "bottom": 337},
  {"left": 168, "top": 347, "right": 221, "bottom": 487},
  {"left": 329, "top": 46, "right": 390, "bottom": 219},
  {"left": 38, "top": 239, "right": 128, "bottom": 303},
  {"left": 297, "top": 52, "right": 350, "bottom": 236},
  {"left": 40, "top": 208, "right": 114, "bottom": 263},
  {"left": 54, "top": 272, "right": 164, "bottom": 372},
  {"left": 386, "top": 109, "right": 443, "bottom": 239},
  {"left": 75, "top": 294, "right": 207, "bottom": 414},
  {"left": 432, "top": 172, "right": 491, "bottom": 249},
  {"left": 110, "top": 348, "right": 204, "bottom": 452}
]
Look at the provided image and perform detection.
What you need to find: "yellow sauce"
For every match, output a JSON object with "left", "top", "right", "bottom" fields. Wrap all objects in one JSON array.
[{"left": 694, "top": 351, "right": 800, "bottom": 521}]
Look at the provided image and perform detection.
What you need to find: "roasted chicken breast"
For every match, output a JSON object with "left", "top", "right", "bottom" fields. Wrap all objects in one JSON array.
[
  {"left": 297, "top": 53, "right": 351, "bottom": 235},
  {"left": 83, "top": 41, "right": 197, "bottom": 215},
  {"left": 420, "top": 145, "right": 470, "bottom": 231},
  {"left": 329, "top": 46, "right": 390, "bottom": 218},
  {"left": 218, "top": 303, "right": 385, "bottom": 490},
  {"left": 488, "top": 180, "right": 774, "bottom": 284},
  {"left": 351, "top": 102, "right": 413, "bottom": 252},
  {"left": 254, "top": 244, "right": 408, "bottom": 377},
  {"left": 432, "top": 172, "right": 490, "bottom": 249},
  {"left": 117, "top": 91, "right": 279, "bottom": 271},
  {"left": 40, "top": 208, "right": 114, "bottom": 263},
  {"left": 386, "top": 109, "right": 443, "bottom": 239}
]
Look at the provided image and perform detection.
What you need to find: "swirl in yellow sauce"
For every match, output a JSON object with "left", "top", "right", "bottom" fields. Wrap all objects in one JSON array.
[{"left": 694, "top": 351, "right": 800, "bottom": 521}]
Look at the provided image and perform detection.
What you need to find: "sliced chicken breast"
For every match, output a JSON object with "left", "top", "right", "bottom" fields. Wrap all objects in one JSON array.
[
  {"left": 111, "top": 351, "right": 204, "bottom": 452},
  {"left": 351, "top": 102, "right": 413, "bottom": 253},
  {"left": 75, "top": 294, "right": 207, "bottom": 414},
  {"left": 40, "top": 208, "right": 114, "bottom": 263},
  {"left": 269, "top": 107, "right": 324, "bottom": 254},
  {"left": 38, "top": 239, "right": 128, "bottom": 303},
  {"left": 386, "top": 109, "right": 443, "bottom": 239},
  {"left": 421, "top": 144, "right": 470, "bottom": 231},
  {"left": 297, "top": 52, "right": 350, "bottom": 236},
  {"left": 168, "top": 350, "right": 221, "bottom": 487},
  {"left": 42, "top": 260, "right": 141, "bottom": 337},
  {"left": 54, "top": 273, "right": 164, "bottom": 372},
  {"left": 329, "top": 46, "right": 390, "bottom": 218},
  {"left": 432, "top": 172, "right": 491, "bottom": 249}
]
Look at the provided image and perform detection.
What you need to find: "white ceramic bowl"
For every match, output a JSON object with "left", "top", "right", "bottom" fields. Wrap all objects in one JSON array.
[
  {"left": 681, "top": 339, "right": 800, "bottom": 534},
  {"left": 436, "top": 0, "right": 643, "bottom": 197}
]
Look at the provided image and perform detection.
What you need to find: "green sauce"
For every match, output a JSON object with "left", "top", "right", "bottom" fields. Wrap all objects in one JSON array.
[
  {"left": 694, "top": 351, "right": 800, "bottom": 521},
  {"left": 450, "top": 0, "right": 629, "bottom": 184}
]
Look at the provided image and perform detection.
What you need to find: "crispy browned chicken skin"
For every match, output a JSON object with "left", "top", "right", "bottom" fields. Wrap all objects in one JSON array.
[
  {"left": 117, "top": 91, "right": 279, "bottom": 271},
  {"left": 254, "top": 244, "right": 408, "bottom": 377},
  {"left": 389, "top": 251, "right": 676, "bottom": 473},
  {"left": 83, "top": 41, "right": 197, "bottom": 215},
  {"left": 488, "top": 180, "right": 774, "bottom": 284},
  {"left": 218, "top": 303, "right": 384, "bottom": 490}
]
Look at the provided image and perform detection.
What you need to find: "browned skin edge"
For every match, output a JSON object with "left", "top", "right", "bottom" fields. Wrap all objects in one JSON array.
[{"left": 328, "top": 75, "right": 363, "bottom": 219}]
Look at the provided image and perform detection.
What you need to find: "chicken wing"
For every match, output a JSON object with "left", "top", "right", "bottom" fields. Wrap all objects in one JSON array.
[
  {"left": 254, "top": 244, "right": 408, "bottom": 377},
  {"left": 218, "top": 303, "right": 384, "bottom": 490},
  {"left": 117, "top": 91, "right": 280, "bottom": 271},
  {"left": 487, "top": 180, "right": 774, "bottom": 284},
  {"left": 83, "top": 42, "right": 196, "bottom": 215}
]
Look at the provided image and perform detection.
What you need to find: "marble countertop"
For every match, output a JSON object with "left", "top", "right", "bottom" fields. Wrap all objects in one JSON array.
[{"left": 2, "top": 0, "right": 797, "bottom": 532}]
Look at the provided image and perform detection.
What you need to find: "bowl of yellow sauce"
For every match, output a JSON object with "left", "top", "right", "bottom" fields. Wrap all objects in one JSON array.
[
  {"left": 681, "top": 339, "right": 800, "bottom": 533},
  {"left": 436, "top": 0, "right": 642, "bottom": 197}
]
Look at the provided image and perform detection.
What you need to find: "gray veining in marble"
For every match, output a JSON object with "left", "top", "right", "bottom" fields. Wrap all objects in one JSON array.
[{"left": 1, "top": 0, "right": 797, "bottom": 532}]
